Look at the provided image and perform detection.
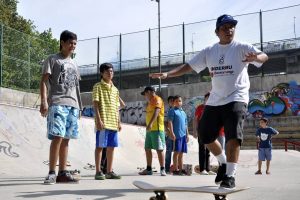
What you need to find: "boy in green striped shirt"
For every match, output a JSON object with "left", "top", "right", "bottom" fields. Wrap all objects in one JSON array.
[{"left": 92, "top": 63, "right": 121, "bottom": 180}]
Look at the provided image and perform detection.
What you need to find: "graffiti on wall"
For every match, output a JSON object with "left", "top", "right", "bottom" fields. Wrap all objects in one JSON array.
[
  {"left": 0, "top": 141, "right": 19, "bottom": 157},
  {"left": 82, "top": 80, "right": 300, "bottom": 125},
  {"left": 120, "top": 101, "right": 146, "bottom": 125},
  {"left": 248, "top": 81, "right": 300, "bottom": 118},
  {"left": 82, "top": 97, "right": 206, "bottom": 127},
  {"left": 82, "top": 102, "right": 147, "bottom": 125},
  {"left": 182, "top": 96, "right": 205, "bottom": 123}
]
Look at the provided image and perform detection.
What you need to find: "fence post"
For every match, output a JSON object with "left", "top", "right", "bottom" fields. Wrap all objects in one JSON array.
[
  {"left": 148, "top": 28, "right": 151, "bottom": 85},
  {"left": 182, "top": 22, "right": 186, "bottom": 84},
  {"left": 97, "top": 37, "right": 100, "bottom": 81},
  {"left": 28, "top": 39, "right": 31, "bottom": 90},
  {"left": 0, "top": 23, "right": 3, "bottom": 86},
  {"left": 119, "top": 33, "right": 122, "bottom": 89},
  {"left": 259, "top": 10, "right": 264, "bottom": 77}
]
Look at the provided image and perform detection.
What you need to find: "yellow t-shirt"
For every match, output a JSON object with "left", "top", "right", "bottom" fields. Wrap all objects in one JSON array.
[
  {"left": 92, "top": 80, "right": 119, "bottom": 131},
  {"left": 146, "top": 95, "right": 165, "bottom": 132}
]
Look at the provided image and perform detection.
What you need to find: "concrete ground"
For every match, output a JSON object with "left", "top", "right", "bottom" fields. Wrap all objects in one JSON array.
[{"left": 1, "top": 104, "right": 300, "bottom": 200}]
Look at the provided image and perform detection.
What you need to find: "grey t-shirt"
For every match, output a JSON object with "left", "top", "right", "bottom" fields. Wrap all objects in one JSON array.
[{"left": 42, "top": 53, "right": 82, "bottom": 110}]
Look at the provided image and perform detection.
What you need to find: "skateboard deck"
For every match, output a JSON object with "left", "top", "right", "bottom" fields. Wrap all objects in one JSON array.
[
  {"left": 137, "top": 167, "right": 158, "bottom": 173},
  {"left": 194, "top": 165, "right": 219, "bottom": 174},
  {"left": 133, "top": 180, "right": 250, "bottom": 200}
]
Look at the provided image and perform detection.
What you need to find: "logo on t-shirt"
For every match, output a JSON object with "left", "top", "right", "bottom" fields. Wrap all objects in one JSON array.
[
  {"left": 58, "top": 63, "right": 78, "bottom": 89},
  {"left": 219, "top": 54, "right": 225, "bottom": 64},
  {"left": 210, "top": 65, "right": 234, "bottom": 76},
  {"left": 260, "top": 133, "right": 268, "bottom": 141}
]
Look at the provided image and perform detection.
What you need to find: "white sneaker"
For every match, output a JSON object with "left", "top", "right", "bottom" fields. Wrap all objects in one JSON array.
[
  {"left": 44, "top": 173, "right": 56, "bottom": 185},
  {"left": 208, "top": 171, "right": 217, "bottom": 175},
  {"left": 160, "top": 169, "right": 167, "bottom": 176},
  {"left": 199, "top": 170, "right": 209, "bottom": 175}
]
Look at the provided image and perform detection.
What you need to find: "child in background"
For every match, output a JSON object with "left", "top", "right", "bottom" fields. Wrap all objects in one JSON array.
[
  {"left": 165, "top": 96, "right": 174, "bottom": 173},
  {"left": 255, "top": 117, "right": 279, "bottom": 175},
  {"left": 93, "top": 63, "right": 121, "bottom": 180},
  {"left": 167, "top": 95, "right": 189, "bottom": 175}
]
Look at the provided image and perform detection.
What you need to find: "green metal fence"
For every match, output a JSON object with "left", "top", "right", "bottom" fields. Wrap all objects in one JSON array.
[
  {"left": 0, "top": 4, "right": 299, "bottom": 92},
  {"left": 0, "top": 24, "right": 56, "bottom": 92},
  {"left": 76, "top": 4, "right": 300, "bottom": 89}
]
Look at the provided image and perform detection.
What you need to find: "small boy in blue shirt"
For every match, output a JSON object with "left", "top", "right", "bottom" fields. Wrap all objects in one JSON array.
[
  {"left": 167, "top": 95, "right": 189, "bottom": 175},
  {"left": 255, "top": 117, "right": 279, "bottom": 175},
  {"left": 165, "top": 96, "right": 174, "bottom": 173}
]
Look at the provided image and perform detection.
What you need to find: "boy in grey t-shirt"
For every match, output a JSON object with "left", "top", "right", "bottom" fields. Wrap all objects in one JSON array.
[{"left": 40, "top": 30, "right": 82, "bottom": 184}]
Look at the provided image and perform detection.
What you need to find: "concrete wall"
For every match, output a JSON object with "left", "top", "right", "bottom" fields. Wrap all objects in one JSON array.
[
  {"left": 250, "top": 73, "right": 300, "bottom": 92},
  {"left": 2, "top": 72, "right": 300, "bottom": 108},
  {"left": 80, "top": 73, "right": 300, "bottom": 105},
  {"left": 0, "top": 87, "right": 40, "bottom": 108}
]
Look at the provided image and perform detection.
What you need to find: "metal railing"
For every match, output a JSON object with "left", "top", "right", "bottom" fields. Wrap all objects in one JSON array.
[
  {"left": 0, "top": 4, "right": 300, "bottom": 92},
  {"left": 75, "top": 4, "right": 300, "bottom": 89}
]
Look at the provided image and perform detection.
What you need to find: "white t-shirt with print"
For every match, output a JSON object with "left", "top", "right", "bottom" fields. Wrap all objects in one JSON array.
[{"left": 188, "top": 40, "right": 262, "bottom": 106}]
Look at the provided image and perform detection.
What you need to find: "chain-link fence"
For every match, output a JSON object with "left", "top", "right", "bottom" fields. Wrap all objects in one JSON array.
[
  {"left": 76, "top": 5, "right": 300, "bottom": 90},
  {"left": 0, "top": 4, "right": 300, "bottom": 93},
  {"left": 0, "top": 24, "right": 57, "bottom": 93}
]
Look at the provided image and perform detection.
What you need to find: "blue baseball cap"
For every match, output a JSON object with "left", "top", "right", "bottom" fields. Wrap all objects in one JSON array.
[{"left": 216, "top": 14, "right": 238, "bottom": 29}]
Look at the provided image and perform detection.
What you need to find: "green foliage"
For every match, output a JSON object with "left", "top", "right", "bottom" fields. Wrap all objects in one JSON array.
[
  {"left": 0, "top": 0, "right": 59, "bottom": 92},
  {"left": 200, "top": 75, "right": 211, "bottom": 82}
]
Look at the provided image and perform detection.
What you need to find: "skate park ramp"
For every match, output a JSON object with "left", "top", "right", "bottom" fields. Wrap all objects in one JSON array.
[
  {"left": 0, "top": 103, "right": 200, "bottom": 177},
  {"left": 1, "top": 103, "right": 300, "bottom": 200}
]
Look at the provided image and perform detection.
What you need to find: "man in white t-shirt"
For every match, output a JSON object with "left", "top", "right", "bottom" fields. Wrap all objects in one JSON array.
[{"left": 150, "top": 14, "right": 268, "bottom": 189}]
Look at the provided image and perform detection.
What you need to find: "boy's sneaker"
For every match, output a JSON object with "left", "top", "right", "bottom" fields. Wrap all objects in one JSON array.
[
  {"left": 255, "top": 170, "right": 262, "bottom": 175},
  {"left": 95, "top": 171, "right": 106, "bottom": 180},
  {"left": 215, "top": 164, "right": 226, "bottom": 185},
  {"left": 200, "top": 170, "right": 209, "bottom": 175},
  {"left": 208, "top": 171, "right": 216, "bottom": 175},
  {"left": 181, "top": 169, "right": 188, "bottom": 176},
  {"left": 56, "top": 171, "right": 79, "bottom": 184},
  {"left": 44, "top": 173, "right": 56, "bottom": 185},
  {"left": 220, "top": 175, "right": 236, "bottom": 189},
  {"left": 138, "top": 169, "right": 153, "bottom": 175},
  {"left": 105, "top": 171, "right": 121, "bottom": 179},
  {"left": 160, "top": 169, "right": 167, "bottom": 176}
]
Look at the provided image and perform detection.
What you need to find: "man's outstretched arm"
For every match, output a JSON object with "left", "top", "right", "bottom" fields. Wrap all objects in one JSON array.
[{"left": 150, "top": 63, "right": 193, "bottom": 79}]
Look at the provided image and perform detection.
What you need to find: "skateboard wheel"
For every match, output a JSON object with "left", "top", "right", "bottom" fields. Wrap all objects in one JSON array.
[
  {"left": 214, "top": 194, "right": 227, "bottom": 200},
  {"left": 153, "top": 191, "right": 168, "bottom": 200}
]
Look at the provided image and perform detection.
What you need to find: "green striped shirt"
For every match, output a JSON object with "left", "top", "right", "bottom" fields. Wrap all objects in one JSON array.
[{"left": 92, "top": 80, "right": 120, "bottom": 131}]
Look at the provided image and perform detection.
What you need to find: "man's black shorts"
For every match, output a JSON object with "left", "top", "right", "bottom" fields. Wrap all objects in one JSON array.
[{"left": 198, "top": 101, "right": 247, "bottom": 144}]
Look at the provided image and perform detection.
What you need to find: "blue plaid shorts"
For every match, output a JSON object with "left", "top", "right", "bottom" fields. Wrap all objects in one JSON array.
[{"left": 47, "top": 105, "right": 79, "bottom": 140}]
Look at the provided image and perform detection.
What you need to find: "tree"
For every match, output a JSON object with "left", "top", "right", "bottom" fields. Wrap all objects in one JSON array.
[{"left": 0, "top": 0, "right": 59, "bottom": 91}]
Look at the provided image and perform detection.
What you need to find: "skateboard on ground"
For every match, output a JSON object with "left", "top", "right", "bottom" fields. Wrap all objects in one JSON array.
[
  {"left": 133, "top": 180, "right": 250, "bottom": 200},
  {"left": 137, "top": 167, "right": 158, "bottom": 173},
  {"left": 43, "top": 160, "right": 71, "bottom": 166},
  {"left": 83, "top": 163, "right": 95, "bottom": 170},
  {"left": 69, "top": 169, "right": 81, "bottom": 179},
  {"left": 194, "top": 164, "right": 219, "bottom": 174}
]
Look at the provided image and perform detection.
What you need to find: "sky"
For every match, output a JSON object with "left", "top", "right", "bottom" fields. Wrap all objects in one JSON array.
[{"left": 17, "top": 0, "right": 300, "bottom": 65}]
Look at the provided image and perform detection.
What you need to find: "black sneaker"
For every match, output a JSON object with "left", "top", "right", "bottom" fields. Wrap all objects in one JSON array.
[
  {"left": 215, "top": 164, "right": 226, "bottom": 185},
  {"left": 220, "top": 175, "right": 236, "bottom": 189},
  {"left": 56, "top": 171, "right": 79, "bottom": 184}
]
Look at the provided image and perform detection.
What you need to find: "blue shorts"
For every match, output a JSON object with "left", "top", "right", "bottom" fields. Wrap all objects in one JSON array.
[
  {"left": 174, "top": 136, "right": 187, "bottom": 153},
  {"left": 258, "top": 148, "right": 272, "bottom": 161},
  {"left": 47, "top": 105, "right": 79, "bottom": 140},
  {"left": 96, "top": 129, "right": 118, "bottom": 148}
]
